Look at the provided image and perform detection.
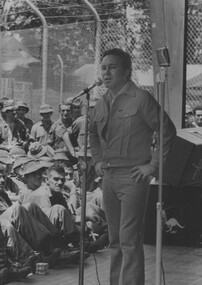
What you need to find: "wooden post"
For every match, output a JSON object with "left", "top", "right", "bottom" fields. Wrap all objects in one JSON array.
[
  {"left": 0, "top": 31, "right": 2, "bottom": 98},
  {"left": 150, "top": 0, "right": 187, "bottom": 129}
]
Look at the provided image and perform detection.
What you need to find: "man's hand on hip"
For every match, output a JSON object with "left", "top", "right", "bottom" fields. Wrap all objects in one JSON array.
[{"left": 130, "top": 164, "right": 156, "bottom": 183}]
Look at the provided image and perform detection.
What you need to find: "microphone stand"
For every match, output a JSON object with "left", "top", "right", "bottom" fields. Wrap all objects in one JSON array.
[
  {"left": 78, "top": 90, "right": 90, "bottom": 285},
  {"left": 155, "top": 66, "right": 167, "bottom": 285}
]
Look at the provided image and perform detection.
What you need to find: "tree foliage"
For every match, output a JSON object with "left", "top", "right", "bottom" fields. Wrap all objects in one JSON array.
[
  {"left": 0, "top": 0, "right": 152, "bottom": 88},
  {"left": 1, "top": 0, "right": 123, "bottom": 30}
]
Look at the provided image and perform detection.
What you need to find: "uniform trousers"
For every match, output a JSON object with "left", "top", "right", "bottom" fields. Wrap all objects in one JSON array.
[
  {"left": 102, "top": 167, "right": 149, "bottom": 285},
  {"left": 1, "top": 203, "right": 52, "bottom": 253}
]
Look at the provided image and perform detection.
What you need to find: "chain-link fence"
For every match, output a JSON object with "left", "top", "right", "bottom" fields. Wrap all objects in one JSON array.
[
  {"left": 0, "top": 11, "right": 153, "bottom": 123},
  {"left": 1, "top": 9, "right": 201, "bottom": 123},
  {"left": 1, "top": 21, "right": 98, "bottom": 122},
  {"left": 186, "top": 13, "right": 202, "bottom": 109}
]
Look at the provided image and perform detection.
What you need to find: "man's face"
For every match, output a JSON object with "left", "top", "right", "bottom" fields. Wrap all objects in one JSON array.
[
  {"left": 26, "top": 169, "right": 43, "bottom": 190},
  {"left": 41, "top": 112, "right": 52, "bottom": 121},
  {"left": 195, "top": 110, "right": 202, "bottom": 126},
  {"left": 64, "top": 166, "right": 74, "bottom": 181},
  {"left": 101, "top": 55, "right": 129, "bottom": 93},
  {"left": 60, "top": 107, "right": 71, "bottom": 121},
  {"left": 16, "top": 107, "right": 27, "bottom": 119},
  {"left": 72, "top": 105, "right": 81, "bottom": 120},
  {"left": 5, "top": 109, "right": 15, "bottom": 120},
  {"left": 47, "top": 170, "right": 65, "bottom": 192}
]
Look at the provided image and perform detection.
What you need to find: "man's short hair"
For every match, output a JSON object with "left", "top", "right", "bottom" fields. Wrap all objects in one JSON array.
[
  {"left": 101, "top": 48, "right": 132, "bottom": 79},
  {"left": 193, "top": 105, "right": 202, "bottom": 115},
  {"left": 46, "top": 163, "right": 65, "bottom": 177}
]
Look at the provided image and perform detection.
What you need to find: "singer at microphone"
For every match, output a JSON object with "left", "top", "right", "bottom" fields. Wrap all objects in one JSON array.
[{"left": 88, "top": 48, "right": 176, "bottom": 285}]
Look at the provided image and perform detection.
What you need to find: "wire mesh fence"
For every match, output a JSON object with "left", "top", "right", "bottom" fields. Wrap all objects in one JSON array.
[
  {"left": 186, "top": 14, "right": 202, "bottom": 109},
  {"left": 0, "top": 13, "right": 153, "bottom": 122},
  {"left": 0, "top": 9, "right": 201, "bottom": 123}
]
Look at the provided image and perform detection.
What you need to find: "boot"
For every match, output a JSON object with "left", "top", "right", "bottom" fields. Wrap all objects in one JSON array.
[
  {"left": 22, "top": 253, "right": 38, "bottom": 274},
  {"left": 8, "top": 266, "right": 32, "bottom": 282},
  {"left": 41, "top": 248, "right": 62, "bottom": 269}
]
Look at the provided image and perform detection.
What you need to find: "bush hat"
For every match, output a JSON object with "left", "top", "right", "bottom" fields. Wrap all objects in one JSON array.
[
  {"left": 0, "top": 149, "right": 13, "bottom": 164},
  {"left": 15, "top": 101, "right": 29, "bottom": 113},
  {"left": 40, "top": 104, "right": 53, "bottom": 114},
  {"left": 53, "top": 148, "right": 70, "bottom": 162},
  {"left": 0, "top": 97, "right": 9, "bottom": 110},
  {"left": 59, "top": 104, "right": 71, "bottom": 111},
  {"left": 2, "top": 99, "right": 15, "bottom": 112},
  {"left": 12, "top": 156, "right": 31, "bottom": 170},
  {"left": 10, "top": 146, "right": 26, "bottom": 158},
  {"left": 28, "top": 142, "right": 47, "bottom": 159},
  {"left": 53, "top": 148, "right": 78, "bottom": 165},
  {"left": 27, "top": 142, "right": 54, "bottom": 159},
  {"left": 39, "top": 156, "right": 54, "bottom": 168},
  {"left": 21, "top": 159, "right": 49, "bottom": 175}
]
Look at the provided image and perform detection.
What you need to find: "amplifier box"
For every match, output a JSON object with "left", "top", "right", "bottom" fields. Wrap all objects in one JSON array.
[{"left": 163, "top": 127, "right": 202, "bottom": 186}]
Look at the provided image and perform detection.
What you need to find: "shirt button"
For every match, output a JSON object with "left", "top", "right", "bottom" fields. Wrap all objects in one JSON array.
[{"left": 107, "top": 162, "right": 110, "bottom": 166}]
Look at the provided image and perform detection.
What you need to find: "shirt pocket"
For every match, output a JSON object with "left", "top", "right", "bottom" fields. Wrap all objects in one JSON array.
[
  {"left": 117, "top": 105, "right": 138, "bottom": 126},
  {"left": 117, "top": 106, "right": 138, "bottom": 155}
]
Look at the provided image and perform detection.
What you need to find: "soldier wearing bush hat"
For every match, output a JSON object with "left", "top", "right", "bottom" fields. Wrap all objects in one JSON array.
[
  {"left": 53, "top": 148, "right": 78, "bottom": 166},
  {"left": 47, "top": 103, "right": 74, "bottom": 152},
  {"left": 21, "top": 159, "right": 49, "bottom": 176},
  {"left": 30, "top": 104, "right": 54, "bottom": 145},
  {"left": 64, "top": 97, "right": 82, "bottom": 121},
  {"left": 15, "top": 101, "right": 33, "bottom": 133},
  {"left": 39, "top": 104, "right": 54, "bottom": 114},
  {"left": 27, "top": 142, "right": 54, "bottom": 160},
  {"left": 0, "top": 100, "right": 27, "bottom": 148}
]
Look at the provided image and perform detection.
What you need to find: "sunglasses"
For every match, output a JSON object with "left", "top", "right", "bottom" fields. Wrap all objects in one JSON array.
[{"left": 53, "top": 177, "right": 65, "bottom": 183}]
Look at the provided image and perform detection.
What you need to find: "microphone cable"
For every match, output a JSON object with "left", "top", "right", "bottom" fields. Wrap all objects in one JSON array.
[
  {"left": 161, "top": 258, "right": 166, "bottom": 285},
  {"left": 92, "top": 253, "right": 102, "bottom": 285}
]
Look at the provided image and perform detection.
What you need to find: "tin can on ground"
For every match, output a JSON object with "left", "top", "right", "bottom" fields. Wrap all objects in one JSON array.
[{"left": 36, "top": 263, "right": 49, "bottom": 275}]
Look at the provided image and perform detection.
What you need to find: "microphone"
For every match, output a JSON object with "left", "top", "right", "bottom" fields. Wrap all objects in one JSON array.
[
  {"left": 74, "top": 78, "right": 103, "bottom": 99},
  {"left": 156, "top": 47, "right": 170, "bottom": 67}
]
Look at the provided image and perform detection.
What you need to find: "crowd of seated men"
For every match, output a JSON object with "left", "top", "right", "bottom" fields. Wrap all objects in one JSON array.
[{"left": 0, "top": 97, "right": 108, "bottom": 285}]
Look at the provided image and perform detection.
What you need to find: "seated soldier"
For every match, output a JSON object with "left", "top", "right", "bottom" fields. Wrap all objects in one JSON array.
[
  {"left": 0, "top": 163, "right": 64, "bottom": 271},
  {"left": 0, "top": 162, "right": 55, "bottom": 254},
  {"left": 48, "top": 162, "right": 108, "bottom": 252},
  {"left": 14, "top": 100, "right": 33, "bottom": 133},
  {"left": 6, "top": 155, "right": 31, "bottom": 198},
  {"left": 0, "top": 221, "right": 32, "bottom": 284},
  {"left": 0, "top": 218, "right": 64, "bottom": 278},
  {"left": 0, "top": 100, "right": 27, "bottom": 150},
  {"left": 30, "top": 104, "right": 54, "bottom": 145},
  {"left": 19, "top": 160, "right": 80, "bottom": 248},
  {"left": 2, "top": 158, "right": 81, "bottom": 263},
  {"left": 47, "top": 103, "right": 74, "bottom": 155}
]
